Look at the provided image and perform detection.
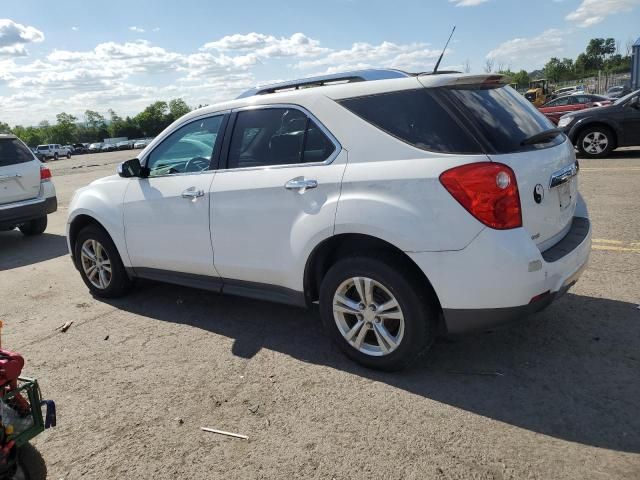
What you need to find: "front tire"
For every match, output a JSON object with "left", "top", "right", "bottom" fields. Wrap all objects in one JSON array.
[
  {"left": 19, "top": 216, "right": 47, "bottom": 236},
  {"left": 66, "top": 152, "right": 71, "bottom": 159},
  {"left": 319, "top": 256, "right": 436, "bottom": 371},
  {"left": 74, "top": 225, "right": 132, "bottom": 298},
  {"left": 53, "top": 152, "right": 58, "bottom": 160},
  {"left": 577, "top": 126, "right": 615, "bottom": 158}
]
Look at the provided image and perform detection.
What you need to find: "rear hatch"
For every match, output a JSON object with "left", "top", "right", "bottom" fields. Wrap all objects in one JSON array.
[
  {"left": 0, "top": 137, "right": 42, "bottom": 205},
  {"left": 422, "top": 76, "right": 578, "bottom": 249}
]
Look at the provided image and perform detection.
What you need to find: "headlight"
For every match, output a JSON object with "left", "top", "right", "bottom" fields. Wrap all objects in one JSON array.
[{"left": 558, "top": 116, "right": 574, "bottom": 128}]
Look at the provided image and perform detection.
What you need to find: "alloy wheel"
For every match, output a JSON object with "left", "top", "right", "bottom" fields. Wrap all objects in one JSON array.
[
  {"left": 582, "top": 131, "right": 608, "bottom": 155},
  {"left": 80, "top": 239, "right": 112, "bottom": 289},
  {"left": 332, "top": 276, "right": 405, "bottom": 356}
]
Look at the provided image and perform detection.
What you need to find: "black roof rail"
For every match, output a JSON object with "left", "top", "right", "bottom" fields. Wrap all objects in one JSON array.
[{"left": 236, "top": 68, "right": 412, "bottom": 99}]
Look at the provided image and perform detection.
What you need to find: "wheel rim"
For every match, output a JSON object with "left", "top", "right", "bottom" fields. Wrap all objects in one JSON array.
[
  {"left": 332, "top": 276, "right": 405, "bottom": 357},
  {"left": 80, "top": 239, "right": 112, "bottom": 289},
  {"left": 582, "top": 131, "right": 608, "bottom": 155}
]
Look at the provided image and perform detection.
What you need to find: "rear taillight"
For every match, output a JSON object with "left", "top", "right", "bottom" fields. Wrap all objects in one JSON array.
[
  {"left": 40, "top": 165, "right": 52, "bottom": 181},
  {"left": 439, "top": 162, "right": 522, "bottom": 230}
]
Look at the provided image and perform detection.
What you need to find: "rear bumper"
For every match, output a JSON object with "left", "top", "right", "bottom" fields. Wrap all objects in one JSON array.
[
  {"left": 408, "top": 213, "right": 591, "bottom": 334},
  {"left": 0, "top": 195, "right": 57, "bottom": 229}
]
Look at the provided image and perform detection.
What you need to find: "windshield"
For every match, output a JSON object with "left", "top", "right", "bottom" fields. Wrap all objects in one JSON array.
[{"left": 614, "top": 89, "right": 640, "bottom": 106}]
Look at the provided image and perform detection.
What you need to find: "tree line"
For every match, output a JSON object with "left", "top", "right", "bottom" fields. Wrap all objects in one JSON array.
[
  {"left": 483, "top": 36, "right": 634, "bottom": 89},
  {"left": 0, "top": 98, "right": 195, "bottom": 147}
]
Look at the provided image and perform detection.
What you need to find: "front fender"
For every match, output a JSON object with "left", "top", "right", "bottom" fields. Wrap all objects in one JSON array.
[
  {"left": 568, "top": 117, "right": 622, "bottom": 144},
  {"left": 66, "top": 176, "right": 131, "bottom": 266}
]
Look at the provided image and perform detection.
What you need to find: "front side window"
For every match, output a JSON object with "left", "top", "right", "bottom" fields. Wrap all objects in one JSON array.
[
  {"left": 549, "top": 96, "right": 571, "bottom": 107},
  {"left": 0, "top": 138, "right": 35, "bottom": 167},
  {"left": 146, "top": 115, "right": 223, "bottom": 177},
  {"left": 227, "top": 108, "right": 336, "bottom": 169}
]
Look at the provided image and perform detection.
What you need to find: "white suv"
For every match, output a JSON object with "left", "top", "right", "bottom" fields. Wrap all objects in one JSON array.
[
  {"left": 35, "top": 144, "right": 71, "bottom": 161},
  {"left": 1, "top": 135, "right": 57, "bottom": 235},
  {"left": 67, "top": 70, "right": 591, "bottom": 370}
]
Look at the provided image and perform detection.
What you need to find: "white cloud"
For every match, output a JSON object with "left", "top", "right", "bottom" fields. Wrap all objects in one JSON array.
[
  {"left": 295, "top": 41, "right": 442, "bottom": 73},
  {"left": 565, "top": 0, "right": 640, "bottom": 27},
  {"left": 71, "top": 26, "right": 79, "bottom": 31},
  {"left": 203, "top": 32, "right": 328, "bottom": 58},
  {"left": 128, "top": 26, "right": 145, "bottom": 33},
  {"left": 486, "top": 29, "right": 565, "bottom": 65},
  {"left": 449, "top": 0, "right": 489, "bottom": 6},
  {"left": 0, "top": 19, "right": 44, "bottom": 57}
]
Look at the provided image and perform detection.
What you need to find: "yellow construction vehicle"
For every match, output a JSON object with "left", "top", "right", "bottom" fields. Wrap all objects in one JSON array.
[{"left": 525, "top": 79, "right": 550, "bottom": 107}]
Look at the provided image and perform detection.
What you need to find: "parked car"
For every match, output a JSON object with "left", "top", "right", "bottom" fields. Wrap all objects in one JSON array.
[
  {"left": 116, "top": 140, "right": 133, "bottom": 150},
  {"left": 72, "top": 143, "right": 89, "bottom": 154},
  {"left": 553, "top": 86, "right": 583, "bottom": 99},
  {"left": 538, "top": 94, "right": 612, "bottom": 124},
  {"left": 0, "top": 134, "right": 57, "bottom": 235},
  {"left": 35, "top": 144, "right": 71, "bottom": 161},
  {"left": 133, "top": 139, "right": 150, "bottom": 149},
  {"left": 67, "top": 69, "right": 591, "bottom": 370},
  {"left": 559, "top": 89, "right": 640, "bottom": 158},
  {"left": 100, "top": 143, "right": 117, "bottom": 152},
  {"left": 607, "top": 85, "right": 631, "bottom": 98}
]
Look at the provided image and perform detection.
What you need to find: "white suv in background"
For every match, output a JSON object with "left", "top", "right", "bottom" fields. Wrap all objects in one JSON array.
[
  {"left": 1, "top": 135, "right": 57, "bottom": 236},
  {"left": 67, "top": 70, "right": 591, "bottom": 370},
  {"left": 36, "top": 144, "right": 71, "bottom": 161}
]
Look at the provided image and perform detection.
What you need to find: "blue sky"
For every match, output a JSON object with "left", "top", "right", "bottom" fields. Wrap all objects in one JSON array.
[{"left": 1, "top": 0, "right": 639, "bottom": 125}]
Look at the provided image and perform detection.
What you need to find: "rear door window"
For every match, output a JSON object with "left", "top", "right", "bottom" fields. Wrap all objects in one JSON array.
[
  {"left": 338, "top": 89, "right": 482, "bottom": 154},
  {"left": 227, "top": 108, "right": 336, "bottom": 169},
  {"left": 0, "top": 138, "right": 35, "bottom": 167}
]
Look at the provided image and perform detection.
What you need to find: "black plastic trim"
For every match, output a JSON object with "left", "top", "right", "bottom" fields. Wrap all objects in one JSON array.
[
  {"left": 541, "top": 217, "right": 590, "bottom": 263},
  {"left": 127, "top": 267, "right": 305, "bottom": 307},
  {"left": 0, "top": 195, "right": 56, "bottom": 228}
]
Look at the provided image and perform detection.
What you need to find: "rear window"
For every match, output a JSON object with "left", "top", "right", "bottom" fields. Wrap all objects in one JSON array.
[
  {"left": 442, "top": 85, "right": 561, "bottom": 153},
  {"left": 0, "top": 138, "right": 35, "bottom": 167},
  {"left": 338, "top": 89, "right": 482, "bottom": 154},
  {"left": 339, "top": 86, "right": 561, "bottom": 155}
]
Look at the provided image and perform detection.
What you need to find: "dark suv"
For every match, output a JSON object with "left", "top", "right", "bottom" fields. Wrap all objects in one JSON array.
[{"left": 559, "top": 89, "right": 640, "bottom": 158}]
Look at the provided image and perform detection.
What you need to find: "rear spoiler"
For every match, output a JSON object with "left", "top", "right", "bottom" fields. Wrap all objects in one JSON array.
[{"left": 418, "top": 74, "right": 509, "bottom": 89}]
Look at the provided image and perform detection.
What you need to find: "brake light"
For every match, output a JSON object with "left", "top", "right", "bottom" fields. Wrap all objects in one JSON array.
[
  {"left": 439, "top": 162, "right": 522, "bottom": 229},
  {"left": 40, "top": 165, "right": 52, "bottom": 181}
]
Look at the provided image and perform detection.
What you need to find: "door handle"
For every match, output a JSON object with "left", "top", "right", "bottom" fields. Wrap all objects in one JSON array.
[
  {"left": 181, "top": 188, "right": 205, "bottom": 200},
  {"left": 285, "top": 178, "right": 318, "bottom": 193}
]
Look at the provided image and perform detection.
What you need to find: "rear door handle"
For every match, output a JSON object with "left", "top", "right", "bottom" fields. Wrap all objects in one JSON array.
[
  {"left": 181, "top": 187, "right": 205, "bottom": 200},
  {"left": 285, "top": 178, "right": 318, "bottom": 193}
]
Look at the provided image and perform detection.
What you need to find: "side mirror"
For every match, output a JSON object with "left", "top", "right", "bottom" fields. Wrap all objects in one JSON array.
[{"left": 117, "top": 158, "right": 144, "bottom": 178}]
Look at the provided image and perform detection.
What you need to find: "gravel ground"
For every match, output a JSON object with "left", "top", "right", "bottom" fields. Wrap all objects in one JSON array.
[{"left": 0, "top": 148, "right": 639, "bottom": 479}]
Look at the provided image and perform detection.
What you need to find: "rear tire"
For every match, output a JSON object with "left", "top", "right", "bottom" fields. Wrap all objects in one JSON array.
[
  {"left": 577, "top": 126, "right": 615, "bottom": 158},
  {"left": 53, "top": 152, "right": 58, "bottom": 160},
  {"left": 19, "top": 216, "right": 47, "bottom": 236},
  {"left": 74, "top": 225, "right": 132, "bottom": 298},
  {"left": 66, "top": 152, "right": 71, "bottom": 159},
  {"left": 319, "top": 256, "right": 436, "bottom": 371}
]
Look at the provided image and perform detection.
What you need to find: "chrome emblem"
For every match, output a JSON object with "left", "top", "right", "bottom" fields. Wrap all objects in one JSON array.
[{"left": 534, "top": 184, "right": 544, "bottom": 204}]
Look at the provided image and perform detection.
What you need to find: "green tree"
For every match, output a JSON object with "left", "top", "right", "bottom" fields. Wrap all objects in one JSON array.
[
  {"left": 107, "top": 109, "right": 126, "bottom": 138},
  {"left": 134, "top": 101, "right": 170, "bottom": 136},
  {"left": 11, "top": 125, "right": 44, "bottom": 147},
  {"left": 168, "top": 98, "right": 191, "bottom": 122},
  {"left": 52, "top": 112, "right": 78, "bottom": 144},
  {"left": 0, "top": 121, "right": 11, "bottom": 134},
  {"left": 512, "top": 70, "right": 530, "bottom": 88},
  {"left": 84, "top": 110, "right": 108, "bottom": 142}
]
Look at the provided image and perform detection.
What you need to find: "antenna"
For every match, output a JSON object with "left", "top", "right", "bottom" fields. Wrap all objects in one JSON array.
[{"left": 433, "top": 26, "right": 456, "bottom": 74}]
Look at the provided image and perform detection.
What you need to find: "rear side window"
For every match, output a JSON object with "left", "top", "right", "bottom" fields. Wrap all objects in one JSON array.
[
  {"left": 338, "top": 89, "right": 482, "bottom": 154},
  {"left": 443, "top": 85, "right": 560, "bottom": 153},
  {"left": 227, "top": 108, "right": 336, "bottom": 169},
  {"left": 0, "top": 138, "right": 35, "bottom": 167}
]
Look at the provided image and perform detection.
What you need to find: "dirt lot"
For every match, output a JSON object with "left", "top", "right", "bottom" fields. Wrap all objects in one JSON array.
[{"left": 1, "top": 149, "right": 639, "bottom": 479}]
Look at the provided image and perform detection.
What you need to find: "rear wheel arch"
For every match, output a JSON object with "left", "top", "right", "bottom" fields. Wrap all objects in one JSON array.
[{"left": 303, "top": 233, "right": 444, "bottom": 329}]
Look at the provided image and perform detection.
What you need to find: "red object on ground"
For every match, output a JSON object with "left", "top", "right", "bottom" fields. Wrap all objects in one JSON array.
[{"left": 0, "top": 350, "right": 24, "bottom": 387}]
